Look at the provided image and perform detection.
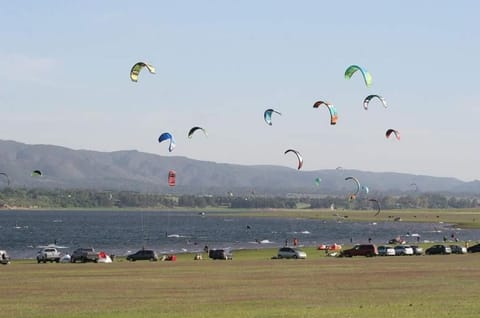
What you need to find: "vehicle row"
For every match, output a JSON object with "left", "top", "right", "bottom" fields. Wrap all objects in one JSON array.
[
  {"left": 126, "top": 248, "right": 234, "bottom": 261},
  {"left": 2, "top": 243, "right": 480, "bottom": 264},
  {"left": 341, "top": 243, "right": 478, "bottom": 257}
]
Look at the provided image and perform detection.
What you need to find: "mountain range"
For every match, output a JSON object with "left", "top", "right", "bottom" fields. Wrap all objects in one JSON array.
[{"left": 1, "top": 139, "right": 479, "bottom": 196}]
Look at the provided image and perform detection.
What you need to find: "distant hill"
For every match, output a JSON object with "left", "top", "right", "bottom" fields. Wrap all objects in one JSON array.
[{"left": 0, "top": 139, "right": 477, "bottom": 196}]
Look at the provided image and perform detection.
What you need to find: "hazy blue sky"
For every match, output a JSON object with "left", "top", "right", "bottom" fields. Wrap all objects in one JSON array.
[{"left": 1, "top": 1, "right": 479, "bottom": 181}]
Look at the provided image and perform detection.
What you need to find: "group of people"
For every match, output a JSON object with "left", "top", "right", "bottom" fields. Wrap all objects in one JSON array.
[{"left": 284, "top": 238, "right": 299, "bottom": 247}]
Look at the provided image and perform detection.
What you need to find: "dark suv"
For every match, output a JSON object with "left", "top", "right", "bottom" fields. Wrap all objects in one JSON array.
[
  {"left": 208, "top": 249, "right": 233, "bottom": 260},
  {"left": 425, "top": 245, "right": 451, "bottom": 255},
  {"left": 126, "top": 249, "right": 159, "bottom": 261},
  {"left": 341, "top": 244, "right": 378, "bottom": 257},
  {"left": 467, "top": 243, "right": 480, "bottom": 253}
]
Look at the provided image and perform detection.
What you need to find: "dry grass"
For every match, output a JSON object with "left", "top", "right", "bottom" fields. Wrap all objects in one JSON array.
[
  {"left": 1, "top": 250, "right": 480, "bottom": 317},
  {"left": 220, "top": 208, "right": 480, "bottom": 228}
]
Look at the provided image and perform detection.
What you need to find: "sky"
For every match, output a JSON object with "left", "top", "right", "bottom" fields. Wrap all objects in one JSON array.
[{"left": 0, "top": 1, "right": 479, "bottom": 181}]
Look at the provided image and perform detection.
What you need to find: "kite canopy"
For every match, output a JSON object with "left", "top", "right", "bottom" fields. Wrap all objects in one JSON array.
[
  {"left": 345, "top": 176, "right": 361, "bottom": 199},
  {"left": 313, "top": 101, "right": 338, "bottom": 125},
  {"left": 130, "top": 62, "right": 156, "bottom": 82},
  {"left": 344, "top": 64, "right": 372, "bottom": 87},
  {"left": 363, "top": 95, "right": 387, "bottom": 110},
  {"left": 31, "top": 170, "right": 42, "bottom": 177},
  {"left": 188, "top": 126, "right": 208, "bottom": 139},
  {"left": 386, "top": 129, "right": 400, "bottom": 140},
  {"left": 315, "top": 177, "right": 322, "bottom": 186},
  {"left": 158, "top": 132, "right": 176, "bottom": 152},
  {"left": 263, "top": 108, "right": 282, "bottom": 126},
  {"left": 0, "top": 172, "right": 10, "bottom": 186},
  {"left": 369, "top": 199, "right": 381, "bottom": 216},
  {"left": 168, "top": 170, "right": 176, "bottom": 186},
  {"left": 284, "top": 149, "right": 303, "bottom": 170}
]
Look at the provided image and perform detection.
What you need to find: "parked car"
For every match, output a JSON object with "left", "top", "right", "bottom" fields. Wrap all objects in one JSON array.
[
  {"left": 0, "top": 250, "right": 10, "bottom": 265},
  {"left": 36, "top": 247, "right": 61, "bottom": 263},
  {"left": 449, "top": 245, "right": 467, "bottom": 254},
  {"left": 377, "top": 245, "right": 395, "bottom": 256},
  {"left": 277, "top": 247, "right": 307, "bottom": 259},
  {"left": 208, "top": 249, "right": 233, "bottom": 260},
  {"left": 467, "top": 243, "right": 480, "bottom": 253},
  {"left": 126, "top": 249, "right": 158, "bottom": 261},
  {"left": 410, "top": 245, "right": 424, "bottom": 255},
  {"left": 394, "top": 245, "right": 414, "bottom": 256},
  {"left": 71, "top": 247, "right": 100, "bottom": 263},
  {"left": 425, "top": 245, "right": 452, "bottom": 255},
  {"left": 340, "top": 244, "right": 378, "bottom": 257}
]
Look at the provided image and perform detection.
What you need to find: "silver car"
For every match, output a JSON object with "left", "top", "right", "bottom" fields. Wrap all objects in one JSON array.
[
  {"left": 410, "top": 245, "right": 424, "bottom": 255},
  {"left": 277, "top": 247, "right": 307, "bottom": 259},
  {"left": 377, "top": 245, "right": 395, "bottom": 256},
  {"left": 394, "top": 245, "right": 414, "bottom": 256}
]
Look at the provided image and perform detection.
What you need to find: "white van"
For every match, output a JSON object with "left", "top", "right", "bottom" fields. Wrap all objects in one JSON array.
[{"left": 0, "top": 250, "right": 11, "bottom": 265}]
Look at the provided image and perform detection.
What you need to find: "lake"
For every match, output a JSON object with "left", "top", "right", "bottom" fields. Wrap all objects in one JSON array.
[{"left": 1, "top": 209, "right": 478, "bottom": 259}]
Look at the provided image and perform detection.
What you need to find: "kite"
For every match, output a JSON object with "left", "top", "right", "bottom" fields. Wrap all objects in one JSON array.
[
  {"left": 31, "top": 170, "right": 42, "bottom": 177},
  {"left": 362, "top": 185, "right": 369, "bottom": 195},
  {"left": 284, "top": 149, "right": 303, "bottom": 170},
  {"left": 369, "top": 199, "right": 381, "bottom": 216},
  {"left": 0, "top": 172, "right": 10, "bottom": 186},
  {"left": 158, "top": 132, "right": 176, "bottom": 152},
  {"left": 168, "top": 170, "right": 176, "bottom": 186},
  {"left": 386, "top": 129, "right": 400, "bottom": 140},
  {"left": 344, "top": 64, "right": 372, "bottom": 87},
  {"left": 130, "top": 62, "right": 156, "bottom": 82},
  {"left": 188, "top": 126, "right": 208, "bottom": 139},
  {"left": 313, "top": 101, "right": 338, "bottom": 125},
  {"left": 363, "top": 95, "right": 387, "bottom": 110},
  {"left": 345, "top": 176, "right": 361, "bottom": 200},
  {"left": 264, "top": 109, "right": 282, "bottom": 126}
]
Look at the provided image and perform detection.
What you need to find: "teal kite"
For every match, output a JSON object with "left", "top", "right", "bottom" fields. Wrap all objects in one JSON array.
[
  {"left": 264, "top": 109, "right": 282, "bottom": 126},
  {"left": 363, "top": 95, "right": 387, "bottom": 110},
  {"left": 344, "top": 65, "right": 372, "bottom": 87},
  {"left": 313, "top": 101, "right": 338, "bottom": 125}
]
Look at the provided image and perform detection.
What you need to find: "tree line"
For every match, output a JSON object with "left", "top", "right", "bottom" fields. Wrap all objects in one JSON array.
[{"left": 0, "top": 188, "right": 478, "bottom": 210}]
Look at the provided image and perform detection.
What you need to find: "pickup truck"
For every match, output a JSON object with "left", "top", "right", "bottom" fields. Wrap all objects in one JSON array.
[
  {"left": 36, "top": 247, "right": 61, "bottom": 263},
  {"left": 71, "top": 247, "right": 99, "bottom": 263}
]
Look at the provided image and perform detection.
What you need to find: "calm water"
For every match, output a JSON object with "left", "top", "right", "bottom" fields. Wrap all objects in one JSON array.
[{"left": 1, "top": 210, "right": 478, "bottom": 259}]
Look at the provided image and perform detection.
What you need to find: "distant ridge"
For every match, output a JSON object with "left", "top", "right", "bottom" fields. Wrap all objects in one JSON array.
[{"left": 0, "top": 139, "right": 477, "bottom": 196}]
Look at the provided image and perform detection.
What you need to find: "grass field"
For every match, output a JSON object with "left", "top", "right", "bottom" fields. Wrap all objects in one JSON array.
[
  {"left": 216, "top": 208, "right": 480, "bottom": 229},
  {"left": 2, "top": 248, "right": 480, "bottom": 318}
]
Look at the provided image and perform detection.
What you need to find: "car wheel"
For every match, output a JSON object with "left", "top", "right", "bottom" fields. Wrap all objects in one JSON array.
[
  {"left": 37, "top": 259, "right": 41, "bottom": 264},
  {"left": 293, "top": 255, "right": 298, "bottom": 259}
]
